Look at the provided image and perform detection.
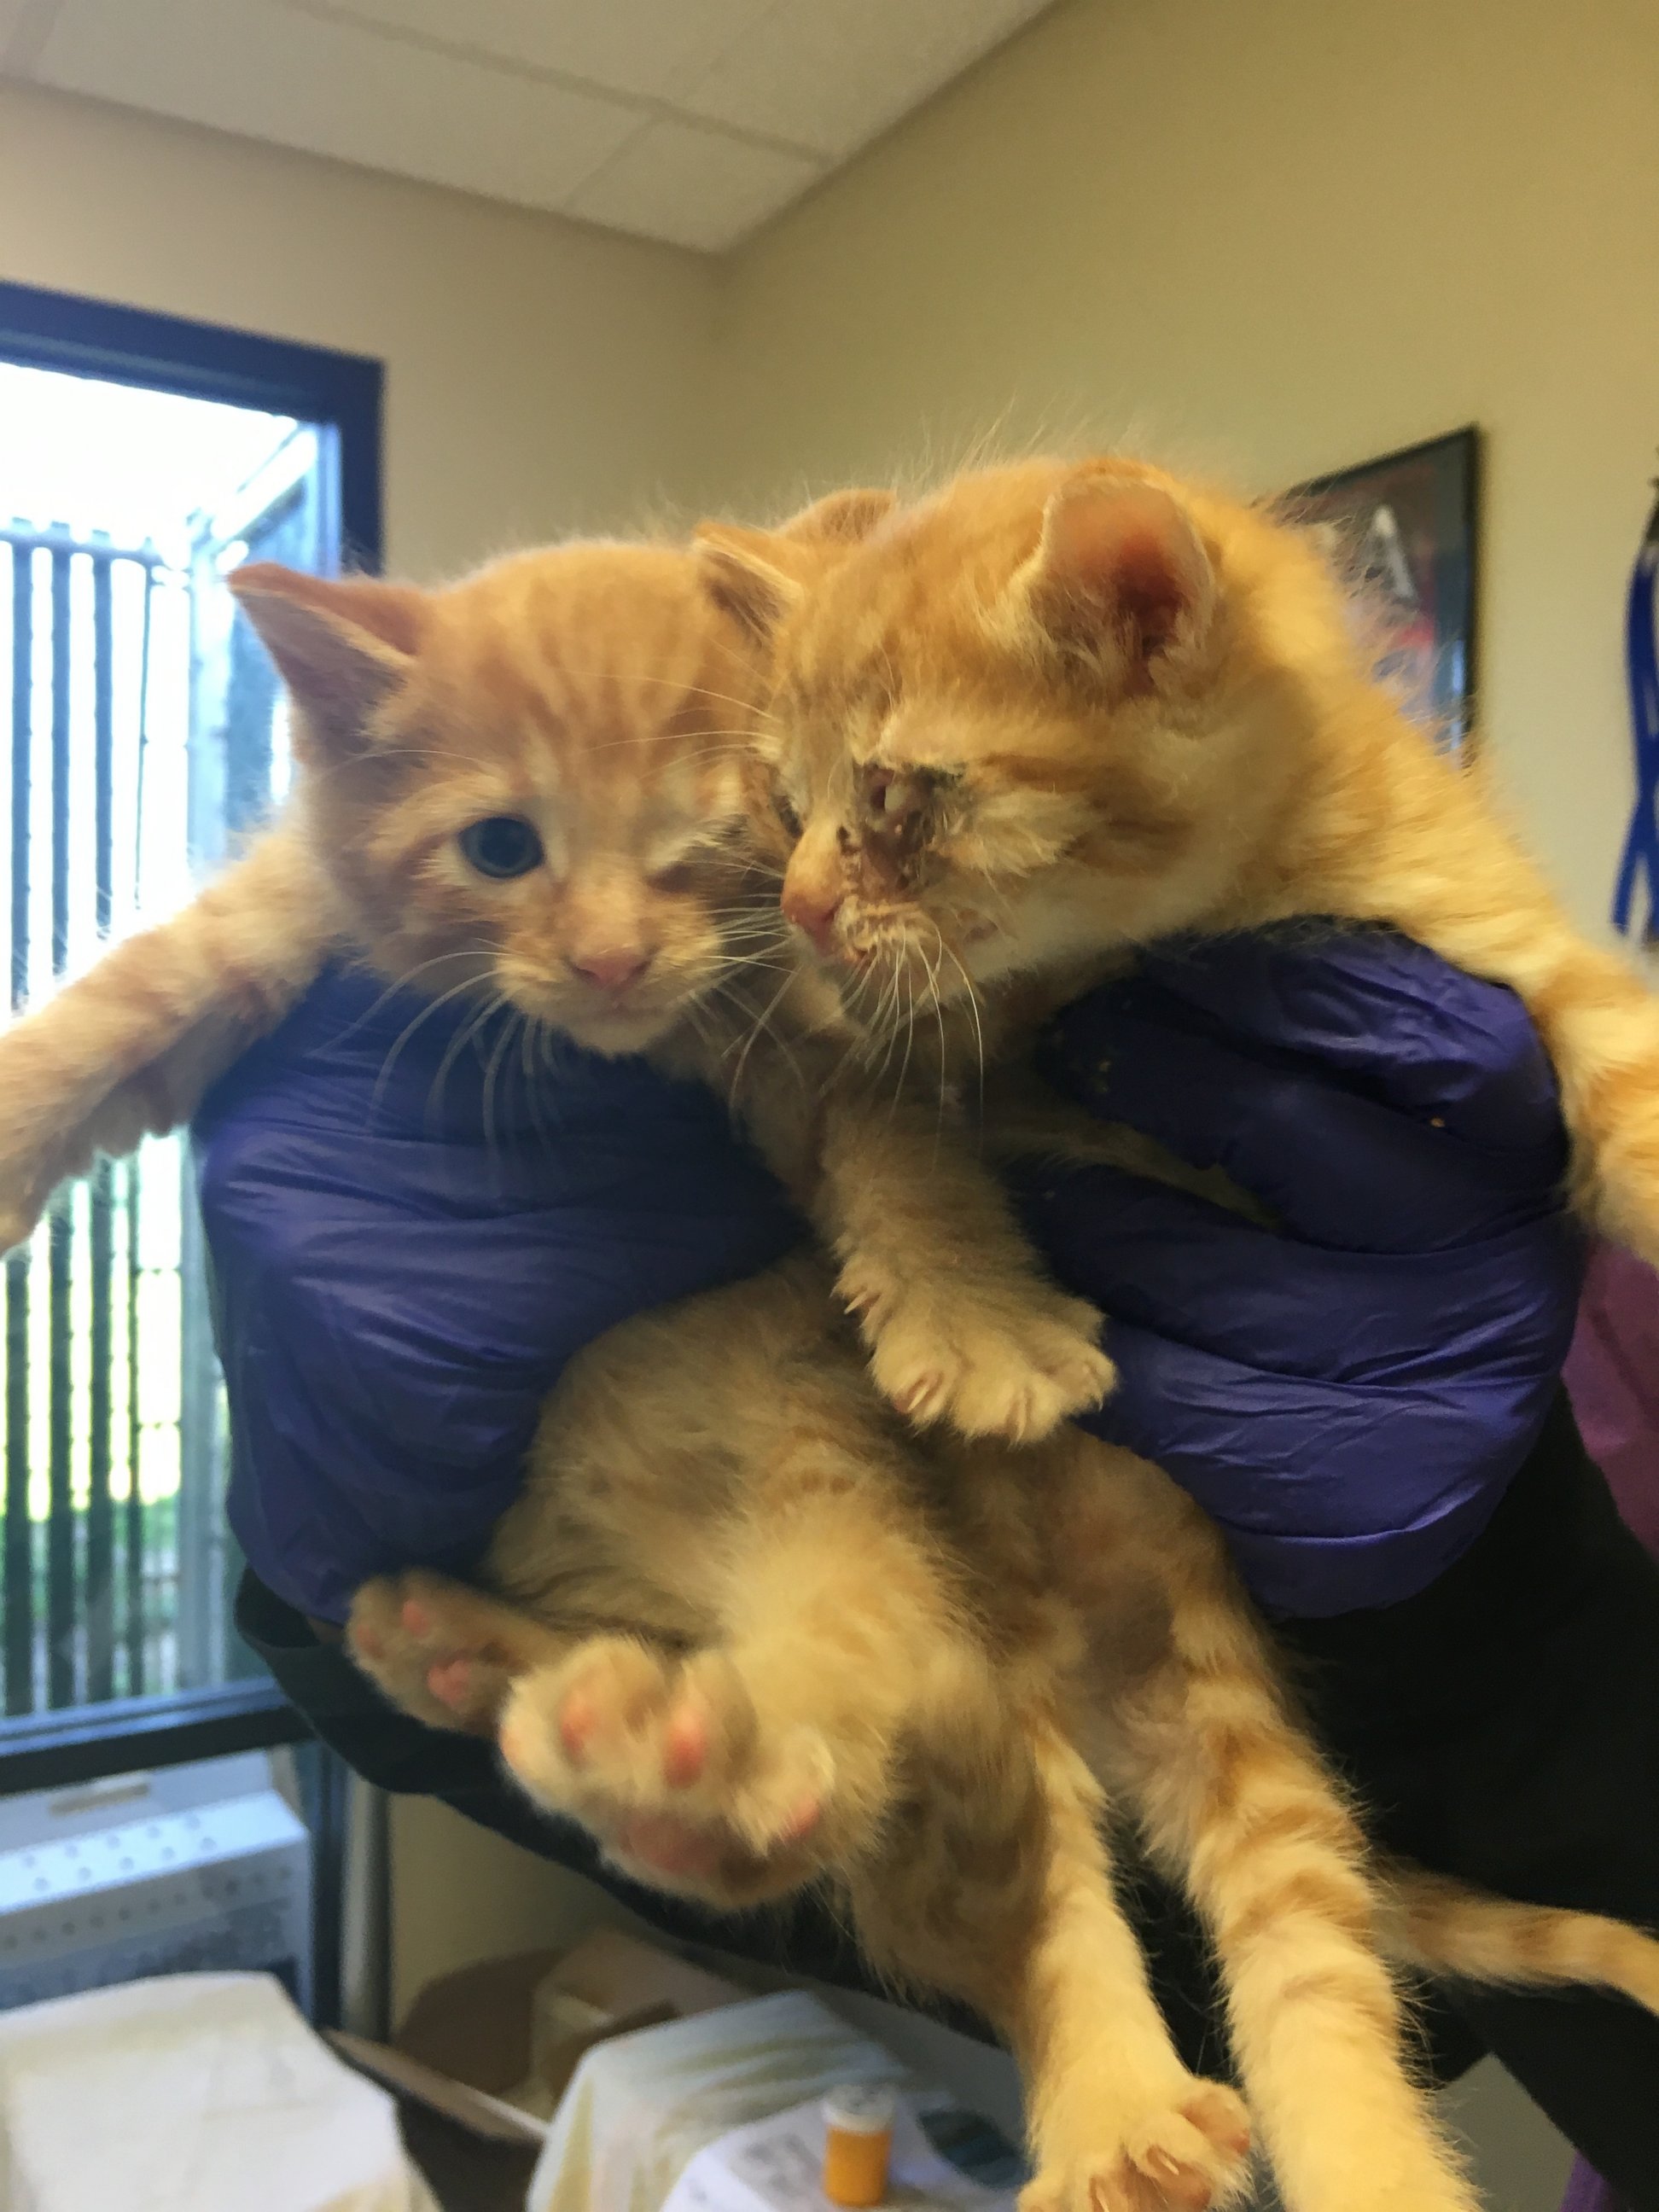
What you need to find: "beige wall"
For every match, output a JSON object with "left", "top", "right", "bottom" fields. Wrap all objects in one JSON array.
[
  {"left": 713, "top": 0, "right": 1659, "bottom": 929},
  {"left": 0, "top": 79, "right": 720, "bottom": 575}
]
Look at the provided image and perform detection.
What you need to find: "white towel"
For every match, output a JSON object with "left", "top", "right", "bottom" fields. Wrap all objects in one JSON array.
[{"left": 0, "top": 1970, "right": 439, "bottom": 2212}]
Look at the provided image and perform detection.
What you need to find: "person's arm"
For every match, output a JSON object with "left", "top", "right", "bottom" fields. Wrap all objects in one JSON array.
[{"left": 1019, "top": 928, "right": 1586, "bottom": 1617}]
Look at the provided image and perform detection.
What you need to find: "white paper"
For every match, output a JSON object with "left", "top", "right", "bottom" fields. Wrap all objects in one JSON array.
[{"left": 663, "top": 2094, "right": 1020, "bottom": 2212}]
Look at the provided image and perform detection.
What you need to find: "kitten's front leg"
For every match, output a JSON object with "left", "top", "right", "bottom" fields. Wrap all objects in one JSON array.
[
  {"left": 0, "top": 828, "right": 338, "bottom": 1249},
  {"left": 815, "top": 1092, "right": 1115, "bottom": 1442}
]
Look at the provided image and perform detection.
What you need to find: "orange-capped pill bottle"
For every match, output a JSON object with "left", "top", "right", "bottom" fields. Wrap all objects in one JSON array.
[{"left": 822, "top": 2084, "right": 896, "bottom": 2208}]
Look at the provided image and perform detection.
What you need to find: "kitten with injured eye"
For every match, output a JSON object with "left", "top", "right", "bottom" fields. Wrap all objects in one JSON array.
[
  {"left": 0, "top": 497, "right": 1655, "bottom": 2212},
  {"left": 696, "top": 453, "right": 1659, "bottom": 1272}
]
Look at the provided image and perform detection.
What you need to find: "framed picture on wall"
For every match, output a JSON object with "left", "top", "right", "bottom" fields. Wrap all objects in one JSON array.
[{"left": 1291, "top": 426, "right": 1481, "bottom": 753}]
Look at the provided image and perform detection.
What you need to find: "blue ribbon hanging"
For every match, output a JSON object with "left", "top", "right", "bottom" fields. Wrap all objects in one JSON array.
[{"left": 1612, "top": 481, "right": 1659, "bottom": 939}]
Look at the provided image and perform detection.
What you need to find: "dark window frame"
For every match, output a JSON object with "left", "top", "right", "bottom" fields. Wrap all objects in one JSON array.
[
  {"left": 0, "top": 280, "right": 382, "bottom": 569},
  {"left": 0, "top": 284, "right": 381, "bottom": 1829}
]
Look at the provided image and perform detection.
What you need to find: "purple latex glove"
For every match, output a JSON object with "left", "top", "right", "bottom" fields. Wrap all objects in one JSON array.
[
  {"left": 1022, "top": 930, "right": 1585, "bottom": 1615},
  {"left": 195, "top": 931, "right": 1584, "bottom": 1624},
  {"left": 195, "top": 969, "right": 801, "bottom": 1622}
]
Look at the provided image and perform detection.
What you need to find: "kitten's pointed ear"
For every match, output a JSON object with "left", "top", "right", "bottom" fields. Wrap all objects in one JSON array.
[
  {"left": 692, "top": 525, "right": 804, "bottom": 646},
  {"left": 772, "top": 486, "right": 898, "bottom": 545},
  {"left": 230, "top": 564, "right": 428, "bottom": 754},
  {"left": 1014, "top": 472, "right": 1216, "bottom": 688}
]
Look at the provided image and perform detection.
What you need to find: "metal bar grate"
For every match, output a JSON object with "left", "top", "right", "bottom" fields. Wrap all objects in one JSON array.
[
  {"left": 2, "top": 398, "right": 324, "bottom": 1726},
  {"left": 5, "top": 541, "right": 33, "bottom": 1715},
  {"left": 1, "top": 525, "right": 216, "bottom": 1717},
  {"left": 86, "top": 555, "right": 115, "bottom": 1704}
]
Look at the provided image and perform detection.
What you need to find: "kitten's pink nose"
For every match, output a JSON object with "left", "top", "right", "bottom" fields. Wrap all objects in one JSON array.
[
  {"left": 568, "top": 948, "right": 652, "bottom": 995},
  {"left": 782, "top": 882, "right": 843, "bottom": 953}
]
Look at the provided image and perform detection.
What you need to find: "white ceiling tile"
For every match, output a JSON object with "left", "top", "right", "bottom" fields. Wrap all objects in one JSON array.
[
  {"left": 568, "top": 118, "right": 821, "bottom": 252},
  {"left": 7, "top": 0, "right": 1061, "bottom": 250},
  {"left": 0, "top": 0, "right": 55, "bottom": 68},
  {"left": 311, "top": 0, "right": 775, "bottom": 104},
  {"left": 32, "top": 0, "right": 640, "bottom": 210},
  {"left": 679, "top": 0, "right": 1053, "bottom": 159}
]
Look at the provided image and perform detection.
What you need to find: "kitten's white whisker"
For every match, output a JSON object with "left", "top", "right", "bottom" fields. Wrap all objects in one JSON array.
[
  {"left": 885, "top": 969, "right": 918, "bottom": 1124},
  {"left": 937, "top": 939, "right": 987, "bottom": 1125},
  {"left": 423, "top": 993, "right": 505, "bottom": 1134},
  {"left": 335, "top": 947, "right": 493, "bottom": 1046},
  {"left": 727, "top": 969, "right": 806, "bottom": 1099},
  {"left": 480, "top": 1005, "right": 521, "bottom": 1168},
  {"left": 370, "top": 973, "right": 491, "bottom": 1117}
]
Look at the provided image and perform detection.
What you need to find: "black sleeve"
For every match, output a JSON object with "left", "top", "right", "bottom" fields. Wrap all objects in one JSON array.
[{"left": 1279, "top": 1391, "right": 1659, "bottom": 2209}]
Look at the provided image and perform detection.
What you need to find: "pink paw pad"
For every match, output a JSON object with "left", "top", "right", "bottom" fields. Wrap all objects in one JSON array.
[
  {"left": 618, "top": 1813, "right": 726, "bottom": 1883},
  {"left": 661, "top": 1699, "right": 708, "bottom": 1789},
  {"left": 426, "top": 1657, "right": 474, "bottom": 1711},
  {"left": 559, "top": 1688, "right": 596, "bottom": 1761},
  {"left": 777, "top": 1791, "right": 824, "bottom": 1846}
]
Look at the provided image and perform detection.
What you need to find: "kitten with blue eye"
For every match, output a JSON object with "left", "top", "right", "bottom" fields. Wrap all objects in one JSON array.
[{"left": 0, "top": 512, "right": 1260, "bottom": 2212}]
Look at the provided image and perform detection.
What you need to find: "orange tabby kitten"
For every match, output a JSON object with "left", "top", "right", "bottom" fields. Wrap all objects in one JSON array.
[
  {"left": 2, "top": 516, "right": 1655, "bottom": 2212},
  {"left": 0, "top": 523, "right": 1260, "bottom": 2209},
  {"left": 696, "top": 454, "right": 1659, "bottom": 1262},
  {"left": 678, "top": 455, "right": 1659, "bottom": 2209}
]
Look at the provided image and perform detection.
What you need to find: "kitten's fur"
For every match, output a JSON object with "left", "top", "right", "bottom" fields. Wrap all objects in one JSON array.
[
  {"left": 0, "top": 515, "right": 1654, "bottom": 2212},
  {"left": 700, "top": 455, "right": 1659, "bottom": 1266}
]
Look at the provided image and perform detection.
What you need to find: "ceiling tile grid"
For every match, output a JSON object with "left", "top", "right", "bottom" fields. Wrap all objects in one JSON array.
[
  {"left": 0, "top": 0, "right": 1057, "bottom": 251},
  {"left": 681, "top": 0, "right": 1049, "bottom": 160},
  {"left": 310, "top": 0, "right": 777, "bottom": 102},
  {"left": 568, "top": 119, "right": 821, "bottom": 256}
]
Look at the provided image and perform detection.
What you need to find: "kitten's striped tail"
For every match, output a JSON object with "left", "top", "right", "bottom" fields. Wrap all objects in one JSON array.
[{"left": 1386, "top": 1865, "right": 1659, "bottom": 2015}]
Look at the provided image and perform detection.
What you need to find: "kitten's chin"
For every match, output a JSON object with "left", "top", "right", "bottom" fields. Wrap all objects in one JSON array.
[{"left": 558, "top": 1004, "right": 682, "bottom": 1057}]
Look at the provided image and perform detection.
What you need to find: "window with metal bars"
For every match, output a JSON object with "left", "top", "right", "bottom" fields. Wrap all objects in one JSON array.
[{"left": 0, "top": 282, "right": 381, "bottom": 1810}]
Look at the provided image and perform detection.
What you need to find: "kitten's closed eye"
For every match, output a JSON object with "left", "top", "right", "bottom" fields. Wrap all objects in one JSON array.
[{"left": 460, "top": 815, "right": 544, "bottom": 880}]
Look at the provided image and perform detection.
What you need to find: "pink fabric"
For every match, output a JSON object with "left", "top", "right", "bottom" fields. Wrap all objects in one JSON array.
[
  {"left": 1554, "top": 1244, "right": 1659, "bottom": 2212},
  {"left": 1563, "top": 1243, "right": 1659, "bottom": 1560}
]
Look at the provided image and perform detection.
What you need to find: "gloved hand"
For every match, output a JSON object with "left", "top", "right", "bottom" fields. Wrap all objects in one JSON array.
[
  {"left": 1022, "top": 928, "right": 1584, "bottom": 1615},
  {"left": 195, "top": 966, "right": 802, "bottom": 1622},
  {"left": 196, "top": 931, "right": 1583, "bottom": 1625}
]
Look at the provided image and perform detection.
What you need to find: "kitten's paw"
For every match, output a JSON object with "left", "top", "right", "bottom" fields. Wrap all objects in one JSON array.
[
  {"left": 1025, "top": 2083, "right": 1252, "bottom": 2212},
  {"left": 843, "top": 1260, "right": 1115, "bottom": 1443},
  {"left": 498, "top": 1638, "right": 833, "bottom": 1906},
  {"left": 346, "top": 1571, "right": 514, "bottom": 1735}
]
